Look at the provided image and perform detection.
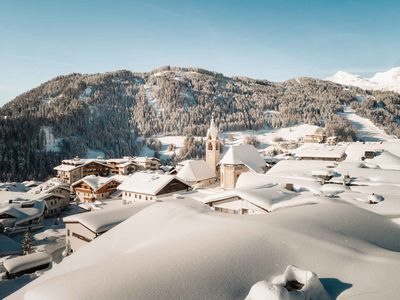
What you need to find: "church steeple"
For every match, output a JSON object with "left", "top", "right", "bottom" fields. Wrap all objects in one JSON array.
[{"left": 205, "top": 117, "right": 220, "bottom": 175}]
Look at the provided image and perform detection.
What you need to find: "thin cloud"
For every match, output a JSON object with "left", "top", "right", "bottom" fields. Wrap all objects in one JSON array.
[{"left": 0, "top": 53, "right": 75, "bottom": 67}]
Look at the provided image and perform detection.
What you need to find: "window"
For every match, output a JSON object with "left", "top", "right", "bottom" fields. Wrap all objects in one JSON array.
[
  {"left": 67, "top": 229, "right": 70, "bottom": 236},
  {"left": 208, "top": 142, "right": 213, "bottom": 151}
]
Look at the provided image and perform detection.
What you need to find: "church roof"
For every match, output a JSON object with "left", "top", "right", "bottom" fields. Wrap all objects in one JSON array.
[
  {"left": 220, "top": 144, "right": 266, "bottom": 173},
  {"left": 177, "top": 160, "right": 215, "bottom": 183}
]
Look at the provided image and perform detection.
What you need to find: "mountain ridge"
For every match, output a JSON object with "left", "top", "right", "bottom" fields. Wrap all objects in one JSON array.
[
  {"left": 326, "top": 67, "right": 400, "bottom": 93},
  {"left": 1, "top": 65, "right": 399, "bottom": 181}
]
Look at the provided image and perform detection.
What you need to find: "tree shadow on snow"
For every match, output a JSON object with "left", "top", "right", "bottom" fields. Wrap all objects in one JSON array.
[{"left": 320, "top": 278, "right": 352, "bottom": 299}]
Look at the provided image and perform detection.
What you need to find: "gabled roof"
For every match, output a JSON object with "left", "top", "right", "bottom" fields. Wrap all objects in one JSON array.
[
  {"left": 118, "top": 172, "right": 189, "bottom": 196},
  {"left": 177, "top": 160, "right": 215, "bottom": 182},
  {"left": 71, "top": 175, "right": 121, "bottom": 191},
  {"left": 54, "top": 164, "right": 80, "bottom": 172},
  {"left": 220, "top": 144, "right": 265, "bottom": 173}
]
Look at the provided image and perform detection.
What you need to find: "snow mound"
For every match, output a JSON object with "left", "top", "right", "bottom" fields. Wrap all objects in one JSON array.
[{"left": 246, "top": 265, "right": 331, "bottom": 300}]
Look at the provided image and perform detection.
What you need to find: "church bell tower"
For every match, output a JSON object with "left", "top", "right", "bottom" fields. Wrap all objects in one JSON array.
[{"left": 205, "top": 117, "right": 221, "bottom": 175}]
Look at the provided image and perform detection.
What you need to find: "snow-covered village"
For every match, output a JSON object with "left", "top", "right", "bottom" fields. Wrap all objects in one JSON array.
[
  {"left": 1, "top": 116, "right": 400, "bottom": 299},
  {"left": 1, "top": 1, "right": 400, "bottom": 299}
]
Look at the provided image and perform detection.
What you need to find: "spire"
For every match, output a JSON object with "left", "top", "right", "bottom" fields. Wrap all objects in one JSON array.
[
  {"left": 210, "top": 117, "right": 216, "bottom": 130},
  {"left": 207, "top": 117, "right": 218, "bottom": 139}
]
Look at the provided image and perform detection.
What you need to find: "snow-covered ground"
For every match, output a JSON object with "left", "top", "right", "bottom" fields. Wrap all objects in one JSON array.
[
  {"left": 7, "top": 198, "right": 400, "bottom": 300},
  {"left": 151, "top": 124, "right": 320, "bottom": 159},
  {"left": 338, "top": 107, "right": 397, "bottom": 142}
]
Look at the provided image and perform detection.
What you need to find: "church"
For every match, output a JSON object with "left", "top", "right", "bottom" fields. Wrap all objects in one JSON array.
[{"left": 204, "top": 118, "right": 267, "bottom": 189}]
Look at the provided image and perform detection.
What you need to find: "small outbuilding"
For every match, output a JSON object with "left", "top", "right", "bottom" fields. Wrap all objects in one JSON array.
[{"left": 3, "top": 252, "right": 52, "bottom": 279}]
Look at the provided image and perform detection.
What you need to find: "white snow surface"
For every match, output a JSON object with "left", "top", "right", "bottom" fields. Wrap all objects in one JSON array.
[
  {"left": 63, "top": 201, "right": 152, "bottom": 234},
  {"left": 7, "top": 198, "right": 400, "bottom": 300},
  {"left": 326, "top": 67, "right": 400, "bottom": 93},
  {"left": 40, "top": 127, "right": 61, "bottom": 152},
  {"left": 3, "top": 252, "right": 51, "bottom": 274},
  {"left": 245, "top": 265, "right": 331, "bottom": 300},
  {"left": 338, "top": 107, "right": 397, "bottom": 142}
]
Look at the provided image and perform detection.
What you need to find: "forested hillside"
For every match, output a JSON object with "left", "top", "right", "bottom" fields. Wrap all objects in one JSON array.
[{"left": 1, "top": 66, "right": 399, "bottom": 181}]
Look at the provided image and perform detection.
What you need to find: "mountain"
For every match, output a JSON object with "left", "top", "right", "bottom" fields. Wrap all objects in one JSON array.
[
  {"left": 326, "top": 67, "right": 400, "bottom": 93},
  {"left": 1, "top": 65, "right": 400, "bottom": 181}
]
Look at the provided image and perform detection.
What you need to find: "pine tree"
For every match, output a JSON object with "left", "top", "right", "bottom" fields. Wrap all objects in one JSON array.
[{"left": 22, "top": 227, "right": 34, "bottom": 255}]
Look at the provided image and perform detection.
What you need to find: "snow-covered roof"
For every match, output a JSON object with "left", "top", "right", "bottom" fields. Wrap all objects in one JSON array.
[
  {"left": 0, "top": 196, "right": 46, "bottom": 226},
  {"left": 177, "top": 160, "right": 215, "bottom": 182},
  {"left": 63, "top": 202, "right": 152, "bottom": 234},
  {"left": 28, "top": 178, "right": 70, "bottom": 195},
  {"left": 117, "top": 161, "right": 139, "bottom": 168},
  {"left": 22, "top": 181, "right": 43, "bottom": 188},
  {"left": 58, "top": 159, "right": 111, "bottom": 169},
  {"left": 71, "top": 175, "right": 121, "bottom": 191},
  {"left": 206, "top": 117, "right": 219, "bottom": 139},
  {"left": 204, "top": 185, "right": 297, "bottom": 211},
  {"left": 220, "top": 144, "right": 265, "bottom": 173},
  {"left": 236, "top": 172, "right": 322, "bottom": 195},
  {"left": 365, "top": 150, "right": 400, "bottom": 170},
  {"left": 54, "top": 164, "right": 80, "bottom": 172},
  {"left": 106, "top": 158, "right": 132, "bottom": 164},
  {"left": 0, "top": 182, "right": 29, "bottom": 192},
  {"left": 0, "top": 191, "right": 42, "bottom": 205},
  {"left": 118, "top": 172, "right": 189, "bottom": 195},
  {"left": 293, "top": 143, "right": 347, "bottom": 159},
  {"left": 3, "top": 252, "right": 51, "bottom": 274},
  {"left": 133, "top": 156, "right": 160, "bottom": 163},
  {"left": 345, "top": 141, "right": 400, "bottom": 162}
]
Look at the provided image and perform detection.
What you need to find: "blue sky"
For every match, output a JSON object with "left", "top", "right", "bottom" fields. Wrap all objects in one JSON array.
[{"left": 1, "top": 0, "right": 400, "bottom": 105}]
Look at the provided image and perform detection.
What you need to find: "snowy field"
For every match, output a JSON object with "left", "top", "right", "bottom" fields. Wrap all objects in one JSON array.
[{"left": 152, "top": 124, "right": 320, "bottom": 159}]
